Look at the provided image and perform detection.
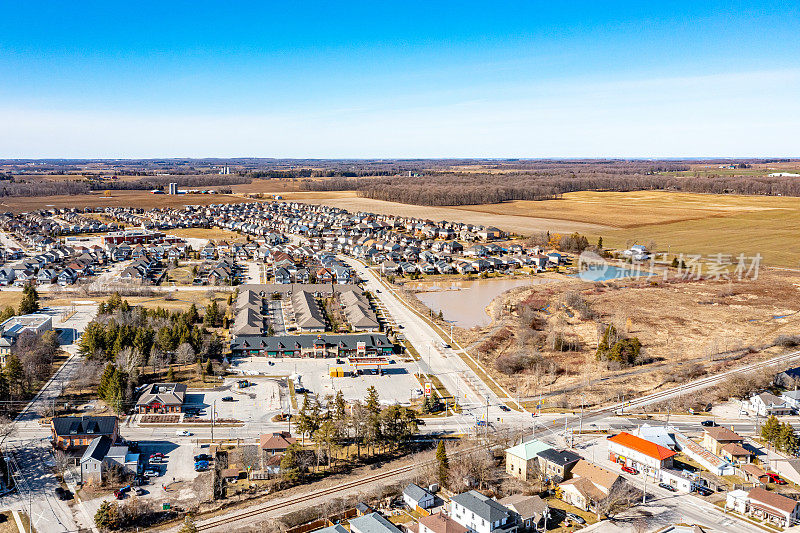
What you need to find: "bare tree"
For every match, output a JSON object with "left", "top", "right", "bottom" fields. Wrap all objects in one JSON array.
[
  {"left": 176, "top": 343, "right": 196, "bottom": 371},
  {"left": 116, "top": 347, "right": 143, "bottom": 376},
  {"left": 240, "top": 445, "right": 260, "bottom": 475}
]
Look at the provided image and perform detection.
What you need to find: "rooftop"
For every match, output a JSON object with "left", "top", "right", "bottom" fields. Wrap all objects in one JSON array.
[{"left": 608, "top": 432, "right": 677, "bottom": 461}]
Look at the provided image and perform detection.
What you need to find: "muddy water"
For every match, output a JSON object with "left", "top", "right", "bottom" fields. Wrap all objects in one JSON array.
[{"left": 409, "top": 277, "right": 550, "bottom": 328}]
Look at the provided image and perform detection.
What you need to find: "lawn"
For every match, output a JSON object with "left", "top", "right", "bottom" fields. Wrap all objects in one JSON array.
[
  {"left": 0, "top": 511, "right": 32, "bottom": 533},
  {"left": 164, "top": 227, "right": 248, "bottom": 242}
]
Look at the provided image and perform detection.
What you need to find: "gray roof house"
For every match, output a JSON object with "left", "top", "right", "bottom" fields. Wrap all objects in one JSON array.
[
  {"left": 450, "top": 491, "right": 517, "bottom": 533},
  {"left": 349, "top": 512, "right": 403, "bottom": 533},
  {"left": 403, "top": 483, "right": 435, "bottom": 509}
]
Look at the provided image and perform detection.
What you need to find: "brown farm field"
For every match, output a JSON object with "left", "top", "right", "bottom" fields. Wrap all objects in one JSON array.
[{"left": 0, "top": 189, "right": 251, "bottom": 213}]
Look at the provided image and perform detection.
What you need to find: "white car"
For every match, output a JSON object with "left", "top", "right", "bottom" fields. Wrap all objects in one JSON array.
[{"left": 175, "top": 430, "right": 192, "bottom": 437}]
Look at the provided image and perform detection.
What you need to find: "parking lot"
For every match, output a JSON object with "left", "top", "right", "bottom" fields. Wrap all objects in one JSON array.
[
  {"left": 230, "top": 356, "right": 423, "bottom": 405},
  {"left": 182, "top": 378, "right": 283, "bottom": 425}
]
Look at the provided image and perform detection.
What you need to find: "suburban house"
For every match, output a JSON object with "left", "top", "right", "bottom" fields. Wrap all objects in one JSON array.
[
  {"left": 449, "top": 490, "right": 517, "bottom": 533},
  {"left": 741, "top": 486, "right": 800, "bottom": 528},
  {"left": 505, "top": 439, "right": 552, "bottom": 482},
  {"left": 403, "top": 483, "right": 435, "bottom": 510},
  {"left": 780, "top": 390, "right": 800, "bottom": 410},
  {"left": 702, "top": 426, "right": 744, "bottom": 455},
  {"left": 607, "top": 432, "right": 676, "bottom": 477},
  {"left": 558, "top": 460, "right": 624, "bottom": 513},
  {"left": 80, "top": 435, "right": 140, "bottom": 484},
  {"left": 497, "top": 494, "right": 549, "bottom": 532},
  {"left": 349, "top": 513, "right": 403, "bottom": 533},
  {"left": 135, "top": 382, "right": 187, "bottom": 414},
  {"left": 534, "top": 448, "right": 581, "bottom": 482},
  {"left": 260, "top": 431, "right": 297, "bottom": 455},
  {"left": 749, "top": 392, "right": 793, "bottom": 416},
  {"left": 418, "top": 512, "right": 468, "bottom": 533}
]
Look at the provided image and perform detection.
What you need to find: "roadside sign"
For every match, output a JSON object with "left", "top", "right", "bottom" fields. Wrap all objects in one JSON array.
[{"left": 424, "top": 382, "right": 432, "bottom": 396}]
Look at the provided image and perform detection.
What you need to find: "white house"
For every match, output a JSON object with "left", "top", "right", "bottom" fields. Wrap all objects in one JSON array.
[
  {"left": 749, "top": 392, "right": 793, "bottom": 416},
  {"left": 403, "top": 483, "right": 435, "bottom": 510},
  {"left": 450, "top": 490, "right": 517, "bottom": 533}
]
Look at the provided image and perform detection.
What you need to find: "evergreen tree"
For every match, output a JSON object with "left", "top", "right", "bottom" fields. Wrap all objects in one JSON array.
[
  {"left": 94, "top": 501, "right": 121, "bottom": 531},
  {"left": 435, "top": 440, "right": 449, "bottom": 488},
  {"left": 778, "top": 422, "right": 799, "bottom": 455},
  {"left": 166, "top": 366, "right": 176, "bottom": 382},
  {"left": 204, "top": 300, "right": 220, "bottom": 327},
  {"left": 3, "top": 355, "right": 24, "bottom": 398},
  {"left": 597, "top": 236, "right": 603, "bottom": 249},
  {"left": 0, "top": 306, "right": 15, "bottom": 323},
  {"left": 280, "top": 444, "right": 301, "bottom": 482},
  {"left": 97, "top": 364, "right": 116, "bottom": 402},
  {"left": 205, "top": 358, "right": 213, "bottom": 375},
  {"left": 761, "top": 415, "right": 781, "bottom": 444},
  {"left": 186, "top": 304, "right": 199, "bottom": 324},
  {"left": 334, "top": 390, "right": 347, "bottom": 420},
  {"left": 365, "top": 386, "right": 380, "bottom": 414}
]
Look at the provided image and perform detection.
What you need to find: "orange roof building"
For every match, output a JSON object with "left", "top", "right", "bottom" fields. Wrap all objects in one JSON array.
[{"left": 607, "top": 431, "right": 676, "bottom": 473}]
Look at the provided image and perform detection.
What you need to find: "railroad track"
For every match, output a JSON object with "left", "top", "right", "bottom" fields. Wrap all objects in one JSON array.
[
  {"left": 590, "top": 347, "right": 800, "bottom": 417},
  {"left": 195, "top": 462, "right": 417, "bottom": 531}
]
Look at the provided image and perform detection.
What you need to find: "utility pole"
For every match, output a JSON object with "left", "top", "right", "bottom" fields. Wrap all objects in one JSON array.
[
  {"left": 642, "top": 467, "right": 647, "bottom": 504},
  {"left": 211, "top": 399, "right": 216, "bottom": 443},
  {"left": 485, "top": 396, "right": 489, "bottom": 439}
]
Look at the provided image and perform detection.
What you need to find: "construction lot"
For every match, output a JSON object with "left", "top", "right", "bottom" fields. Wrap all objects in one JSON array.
[{"left": 229, "top": 356, "right": 424, "bottom": 406}]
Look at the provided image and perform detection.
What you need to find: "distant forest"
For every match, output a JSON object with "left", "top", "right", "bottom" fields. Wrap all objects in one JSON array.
[
  {"left": 0, "top": 175, "right": 251, "bottom": 198},
  {"left": 1, "top": 158, "right": 799, "bottom": 202},
  {"left": 300, "top": 160, "right": 800, "bottom": 206}
]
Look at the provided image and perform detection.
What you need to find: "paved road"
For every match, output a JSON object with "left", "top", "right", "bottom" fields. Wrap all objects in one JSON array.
[
  {"left": 0, "top": 304, "right": 98, "bottom": 533},
  {"left": 342, "top": 257, "right": 514, "bottom": 422}
]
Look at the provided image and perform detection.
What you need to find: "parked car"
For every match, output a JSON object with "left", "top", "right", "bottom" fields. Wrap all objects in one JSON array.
[
  {"left": 194, "top": 461, "right": 209, "bottom": 472},
  {"left": 701, "top": 420, "right": 717, "bottom": 427},
  {"left": 143, "top": 469, "right": 159, "bottom": 478},
  {"left": 622, "top": 466, "right": 639, "bottom": 475},
  {"left": 764, "top": 472, "right": 787, "bottom": 485},
  {"left": 176, "top": 430, "right": 192, "bottom": 437},
  {"left": 149, "top": 456, "right": 162, "bottom": 463},
  {"left": 149, "top": 452, "right": 165, "bottom": 459},
  {"left": 133, "top": 487, "right": 145, "bottom": 496},
  {"left": 659, "top": 482, "right": 677, "bottom": 492},
  {"left": 499, "top": 405, "right": 511, "bottom": 412},
  {"left": 54, "top": 487, "right": 72, "bottom": 500},
  {"left": 565, "top": 513, "right": 585, "bottom": 524},
  {"left": 194, "top": 454, "right": 213, "bottom": 462},
  {"left": 113, "top": 489, "right": 124, "bottom": 500},
  {"left": 221, "top": 396, "right": 234, "bottom": 402}
]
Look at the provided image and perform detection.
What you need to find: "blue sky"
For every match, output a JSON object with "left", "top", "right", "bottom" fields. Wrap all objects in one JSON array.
[{"left": 2, "top": 1, "right": 799, "bottom": 158}]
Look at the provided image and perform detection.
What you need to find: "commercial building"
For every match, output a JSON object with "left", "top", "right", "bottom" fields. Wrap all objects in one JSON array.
[
  {"left": 0, "top": 313, "right": 53, "bottom": 364},
  {"left": 135, "top": 383, "right": 187, "bottom": 414},
  {"left": 231, "top": 333, "right": 394, "bottom": 358},
  {"left": 607, "top": 432, "right": 676, "bottom": 478}
]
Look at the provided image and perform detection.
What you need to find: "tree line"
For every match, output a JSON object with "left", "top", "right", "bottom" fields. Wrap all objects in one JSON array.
[
  {"left": 282, "top": 386, "right": 419, "bottom": 481},
  {"left": 78, "top": 293, "right": 225, "bottom": 412},
  {"left": 300, "top": 162, "right": 800, "bottom": 206}
]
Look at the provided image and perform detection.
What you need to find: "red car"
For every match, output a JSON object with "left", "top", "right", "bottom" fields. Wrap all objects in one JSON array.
[
  {"left": 764, "top": 472, "right": 787, "bottom": 485},
  {"left": 149, "top": 452, "right": 165, "bottom": 459},
  {"left": 622, "top": 466, "right": 639, "bottom": 475}
]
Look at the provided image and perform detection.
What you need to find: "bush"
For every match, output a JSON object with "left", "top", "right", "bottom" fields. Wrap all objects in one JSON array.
[
  {"left": 776, "top": 335, "right": 800, "bottom": 348},
  {"left": 495, "top": 352, "right": 538, "bottom": 375}
]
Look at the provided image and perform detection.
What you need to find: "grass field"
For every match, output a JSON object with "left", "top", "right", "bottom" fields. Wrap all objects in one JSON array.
[{"left": 165, "top": 227, "right": 248, "bottom": 242}]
